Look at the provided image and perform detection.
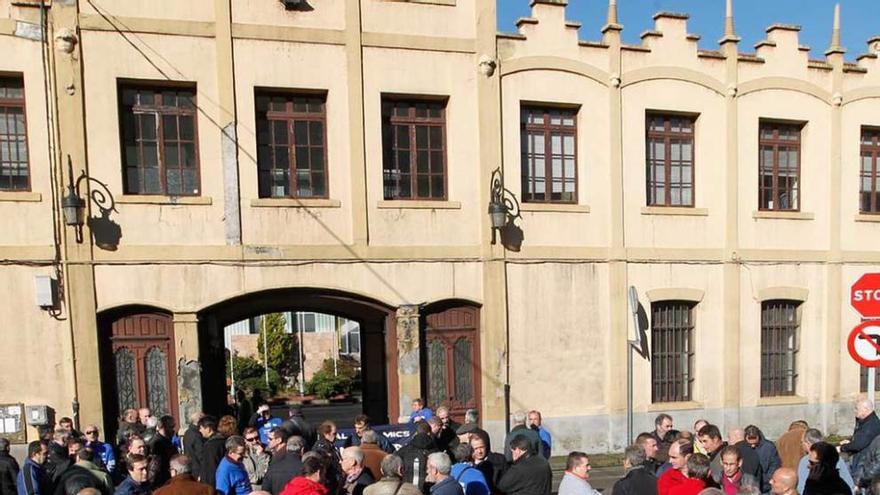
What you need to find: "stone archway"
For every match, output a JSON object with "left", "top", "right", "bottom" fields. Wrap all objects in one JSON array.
[{"left": 195, "top": 288, "right": 401, "bottom": 424}]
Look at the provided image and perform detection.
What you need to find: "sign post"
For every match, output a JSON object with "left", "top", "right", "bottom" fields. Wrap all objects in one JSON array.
[
  {"left": 850, "top": 274, "right": 880, "bottom": 408},
  {"left": 626, "top": 286, "right": 648, "bottom": 444}
]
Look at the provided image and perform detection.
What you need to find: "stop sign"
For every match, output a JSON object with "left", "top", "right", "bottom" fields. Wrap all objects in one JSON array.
[{"left": 852, "top": 274, "right": 880, "bottom": 318}]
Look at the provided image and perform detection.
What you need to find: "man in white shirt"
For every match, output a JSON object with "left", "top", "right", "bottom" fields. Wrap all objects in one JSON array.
[{"left": 557, "top": 452, "right": 600, "bottom": 495}]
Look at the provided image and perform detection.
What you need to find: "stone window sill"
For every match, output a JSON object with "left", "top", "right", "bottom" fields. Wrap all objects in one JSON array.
[
  {"left": 641, "top": 206, "right": 708, "bottom": 216},
  {"left": 251, "top": 198, "right": 341, "bottom": 208},
  {"left": 752, "top": 210, "right": 815, "bottom": 221},
  {"left": 855, "top": 213, "right": 880, "bottom": 223},
  {"left": 757, "top": 395, "right": 807, "bottom": 407},
  {"left": 0, "top": 191, "right": 41, "bottom": 202},
  {"left": 521, "top": 203, "right": 590, "bottom": 213},
  {"left": 377, "top": 200, "right": 461, "bottom": 210},
  {"left": 116, "top": 195, "right": 212, "bottom": 205},
  {"left": 647, "top": 401, "right": 703, "bottom": 412}
]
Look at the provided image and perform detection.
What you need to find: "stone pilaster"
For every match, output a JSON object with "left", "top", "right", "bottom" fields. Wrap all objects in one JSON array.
[
  {"left": 396, "top": 305, "right": 421, "bottom": 422},
  {"left": 173, "top": 313, "right": 202, "bottom": 428}
]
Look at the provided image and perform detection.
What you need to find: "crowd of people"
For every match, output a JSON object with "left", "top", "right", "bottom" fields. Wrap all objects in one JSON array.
[
  {"left": 603, "top": 397, "right": 880, "bottom": 495},
  {"left": 5, "top": 396, "right": 880, "bottom": 495}
]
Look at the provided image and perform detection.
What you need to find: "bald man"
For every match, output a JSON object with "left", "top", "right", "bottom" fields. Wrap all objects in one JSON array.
[
  {"left": 769, "top": 467, "right": 797, "bottom": 495},
  {"left": 842, "top": 397, "right": 880, "bottom": 472}
]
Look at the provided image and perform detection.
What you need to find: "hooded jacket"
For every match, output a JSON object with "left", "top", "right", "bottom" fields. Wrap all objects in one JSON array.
[{"left": 393, "top": 433, "right": 437, "bottom": 492}]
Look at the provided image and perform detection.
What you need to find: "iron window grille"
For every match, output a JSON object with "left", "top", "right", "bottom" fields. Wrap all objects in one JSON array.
[
  {"left": 860, "top": 128, "right": 880, "bottom": 214},
  {"left": 646, "top": 113, "right": 695, "bottom": 207},
  {"left": 758, "top": 121, "right": 801, "bottom": 211},
  {"left": 119, "top": 84, "right": 200, "bottom": 196},
  {"left": 520, "top": 106, "right": 577, "bottom": 203},
  {"left": 0, "top": 76, "right": 30, "bottom": 191},
  {"left": 760, "top": 300, "right": 800, "bottom": 397},
  {"left": 651, "top": 301, "right": 695, "bottom": 403},
  {"left": 381, "top": 98, "right": 447, "bottom": 200},
  {"left": 256, "top": 92, "right": 328, "bottom": 199}
]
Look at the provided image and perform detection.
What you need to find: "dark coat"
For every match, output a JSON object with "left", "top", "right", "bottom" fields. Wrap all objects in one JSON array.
[
  {"left": 474, "top": 454, "right": 506, "bottom": 495},
  {"left": 52, "top": 465, "right": 103, "bottom": 495},
  {"left": 280, "top": 417, "right": 316, "bottom": 451},
  {"left": 429, "top": 478, "right": 462, "bottom": 495},
  {"left": 436, "top": 421, "right": 460, "bottom": 456},
  {"left": 0, "top": 452, "right": 20, "bottom": 495},
  {"left": 502, "top": 427, "right": 540, "bottom": 462},
  {"left": 262, "top": 453, "right": 303, "bottom": 495},
  {"left": 152, "top": 474, "right": 215, "bottom": 495},
  {"left": 113, "top": 477, "right": 150, "bottom": 495},
  {"left": 804, "top": 476, "right": 853, "bottom": 495},
  {"left": 610, "top": 466, "right": 658, "bottom": 495},
  {"left": 342, "top": 469, "right": 374, "bottom": 495},
  {"left": 394, "top": 434, "right": 436, "bottom": 492},
  {"left": 44, "top": 443, "right": 72, "bottom": 487},
  {"left": 496, "top": 454, "right": 551, "bottom": 495},
  {"left": 148, "top": 433, "right": 177, "bottom": 488},
  {"left": 752, "top": 438, "right": 781, "bottom": 493},
  {"left": 183, "top": 426, "right": 205, "bottom": 477},
  {"left": 198, "top": 435, "right": 226, "bottom": 487},
  {"left": 843, "top": 412, "right": 880, "bottom": 470},
  {"left": 311, "top": 438, "right": 343, "bottom": 495},
  {"left": 733, "top": 441, "right": 764, "bottom": 487}
]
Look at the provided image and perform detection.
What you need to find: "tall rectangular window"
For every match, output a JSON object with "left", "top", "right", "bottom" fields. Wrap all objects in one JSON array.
[
  {"left": 646, "top": 114, "right": 695, "bottom": 206},
  {"left": 860, "top": 128, "right": 880, "bottom": 214},
  {"left": 759, "top": 122, "right": 801, "bottom": 211},
  {"left": 860, "top": 366, "right": 880, "bottom": 393},
  {"left": 120, "top": 85, "right": 199, "bottom": 196},
  {"left": 0, "top": 76, "right": 30, "bottom": 191},
  {"left": 651, "top": 301, "right": 695, "bottom": 403},
  {"left": 761, "top": 300, "right": 799, "bottom": 397},
  {"left": 381, "top": 98, "right": 446, "bottom": 200},
  {"left": 520, "top": 106, "right": 577, "bottom": 203},
  {"left": 256, "top": 92, "right": 327, "bottom": 199}
]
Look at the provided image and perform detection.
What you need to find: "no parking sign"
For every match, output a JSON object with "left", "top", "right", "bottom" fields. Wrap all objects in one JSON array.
[{"left": 847, "top": 321, "right": 880, "bottom": 367}]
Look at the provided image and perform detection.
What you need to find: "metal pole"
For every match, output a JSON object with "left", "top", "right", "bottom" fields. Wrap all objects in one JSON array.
[
  {"left": 263, "top": 316, "right": 269, "bottom": 389},
  {"left": 333, "top": 316, "right": 339, "bottom": 377},
  {"left": 870, "top": 368, "right": 876, "bottom": 409},
  {"left": 298, "top": 319, "right": 305, "bottom": 395},
  {"left": 627, "top": 342, "right": 633, "bottom": 444},
  {"left": 230, "top": 350, "right": 236, "bottom": 399}
]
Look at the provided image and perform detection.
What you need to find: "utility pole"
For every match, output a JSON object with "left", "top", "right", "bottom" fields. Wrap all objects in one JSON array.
[{"left": 262, "top": 316, "right": 269, "bottom": 389}]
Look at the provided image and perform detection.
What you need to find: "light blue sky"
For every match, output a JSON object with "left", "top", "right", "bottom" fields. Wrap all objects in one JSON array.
[{"left": 497, "top": 0, "right": 879, "bottom": 60}]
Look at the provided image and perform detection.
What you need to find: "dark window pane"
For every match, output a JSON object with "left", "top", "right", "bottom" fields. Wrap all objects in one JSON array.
[
  {"left": 651, "top": 301, "right": 694, "bottom": 403},
  {"left": 760, "top": 300, "right": 799, "bottom": 397},
  {"left": 179, "top": 116, "right": 194, "bottom": 140},
  {"left": 382, "top": 99, "right": 446, "bottom": 200},
  {"left": 522, "top": 105, "right": 578, "bottom": 204},
  {"left": 163, "top": 115, "right": 177, "bottom": 140}
]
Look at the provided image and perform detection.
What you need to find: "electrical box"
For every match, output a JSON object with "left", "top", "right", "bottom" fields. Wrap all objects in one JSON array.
[
  {"left": 25, "top": 405, "right": 49, "bottom": 426},
  {"left": 34, "top": 276, "right": 57, "bottom": 309}
]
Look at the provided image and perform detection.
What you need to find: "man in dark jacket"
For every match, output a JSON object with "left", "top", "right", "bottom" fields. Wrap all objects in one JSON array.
[
  {"left": 44, "top": 432, "right": 72, "bottom": 487},
  {"left": 280, "top": 408, "right": 316, "bottom": 452},
  {"left": 394, "top": 424, "right": 438, "bottom": 492},
  {"left": 196, "top": 416, "right": 225, "bottom": 486},
  {"left": 0, "top": 438, "right": 20, "bottom": 495},
  {"left": 469, "top": 433, "right": 505, "bottom": 495},
  {"left": 496, "top": 436, "right": 551, "bottom": 495},
  {"left": 502, "top": 413, "right": 540, "bottom": 462},
  {"left": 744, "top": 424, "right": 780, "bottom": 493},
  {"left": 182, "top": 412, "right": 205, "bottom": 478},
  {"left": 148, "top": 416, "right": 178, "bottom": 489},
  {"left": 434, "top": 408, "right": 460, "bottom": 457},
  {"left": 312, "top": 423, "right": 343, "bottom": 495},
  {"left": 842, "top": 398, "right": 880, "bottom": 473},
  {"left": 262, "top": 436, "right": 305, "bottom": 495},
  {"left": 16, "top": 441, "right": 49, "bottom": 495},
  {"left": 114, "top": 454, "right": 150, "bottom": 495},
  {"left": 650, "top": 414, "right": 675, "bottom": 464},
  {"left": 610, "top": 445, "right": 657, "bottom": 495},
  {"left": 728, "top": 428, "right": 763, "bottom": 488},
  {"left": 344, "top": 416, "right": 394, "bottom": 454}
]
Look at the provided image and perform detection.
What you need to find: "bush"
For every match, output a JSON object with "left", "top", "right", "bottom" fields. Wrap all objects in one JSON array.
[
  {"left": 228, "top": 355, "right": 282, "bottom": 395},
  {"left": 306, "top": 358, "right": 355, "bottom": 399}
]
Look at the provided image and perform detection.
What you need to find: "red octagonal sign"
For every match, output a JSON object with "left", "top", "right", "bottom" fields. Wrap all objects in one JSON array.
[{"left": 853, "top": 274, "right": 880, "bottom": 318}]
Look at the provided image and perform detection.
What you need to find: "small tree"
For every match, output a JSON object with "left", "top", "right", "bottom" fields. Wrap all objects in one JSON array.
[{"left": 257, "top": 313, "right": 299, "bottom": 386}]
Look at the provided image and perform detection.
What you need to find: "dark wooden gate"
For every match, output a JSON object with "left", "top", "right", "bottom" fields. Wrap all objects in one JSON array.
[
  {"left": 424, "top": 306, "right": 480, "bottom": 422},
  {"left": 108, "top": 313, "right": 178, "bottom": 422}
]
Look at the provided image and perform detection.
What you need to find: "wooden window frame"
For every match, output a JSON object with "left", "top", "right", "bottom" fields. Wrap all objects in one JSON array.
[
  {"left": 255, "top": 90, "right": 329, "bottom": 199},
  {"left": 118, "top": 82, "right": 201, "bottom": 196},
  {"left": 381, "top": 97, "right": 448, "bottom": 201},
  {"left": 645, "top": 112, "right": 696, "bottom": 207},
  {"left": 650, "top": 301, "right": 695, "bottom": 403},
  {"left": 758, "top": 120, "right": 802, "bottom": 212},
  {"left": 0, "top": 74, "right": 31, "bottom": 192},
  {"left": 760, "top": 300, "right": 800, "bottom": 397},
  {"left": 520, "top": 105, "right": 578, "bottom": 204},
  {"left": 860, "top": 127, "right": 880, "bottom": 214}
]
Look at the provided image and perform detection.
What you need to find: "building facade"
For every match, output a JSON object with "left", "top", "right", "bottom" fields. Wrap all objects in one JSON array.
[{"left": 2, "top": 0, "right": 880, "bottom": 452}]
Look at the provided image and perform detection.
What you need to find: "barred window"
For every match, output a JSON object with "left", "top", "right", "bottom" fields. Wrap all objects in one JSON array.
[
  {"left": 256, "top": 92, "right": 327, "bottom": 199},
  {"left": 120, "top": 85, "right": 199, "bottom": 196},
  {"left": 520, "top": 106, "right": 577, "bottom": 203},
  {"left": 761, "top": 300, "right": 799, "bottom": 397},
  {"left": 860, "top": 366, "right": 880, "bottom": 393},
  {"left": 651, "top": 301, "right": 695, "bottom": 403},
  {"left": 646, "top": 113, "right": 695, "bottom": 207},
  {"left": 860, "top": 128, "right": 880, "bottom": 214},
  {"left": 0, "top": 76, "right": 30, "bottom": 191},
  {"left": 381, "top": 99, "right": 446, "bottom": 200},
  {"left": 759, "top": 122, "right": 801, "bottom": 211}
]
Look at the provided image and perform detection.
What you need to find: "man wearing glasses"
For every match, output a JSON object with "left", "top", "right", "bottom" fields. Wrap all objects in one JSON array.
[{"left": 242, "top": 427, "right": 270, "bottom": 490}]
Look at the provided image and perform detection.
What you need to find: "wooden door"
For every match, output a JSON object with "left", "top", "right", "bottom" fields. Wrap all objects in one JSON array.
[
  {"left": 424, "top": 306, "right": 480, "bottom": 421},
  {"left": 110, "top": 313, "right": 178, "bottom": 421}
]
